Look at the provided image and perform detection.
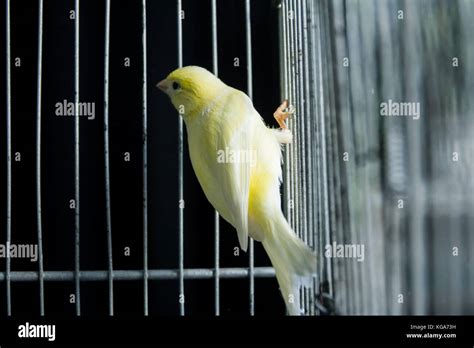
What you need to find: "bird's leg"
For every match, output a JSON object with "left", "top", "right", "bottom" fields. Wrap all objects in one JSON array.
[
  {"left": 273, "top": 100, "right": 295, "bottom": 144},
  {"left": 273, "top": 100, "right": 295, "bottom": 129}
]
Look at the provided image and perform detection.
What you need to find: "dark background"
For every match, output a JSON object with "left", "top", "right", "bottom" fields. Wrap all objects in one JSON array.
[{"left": 0, "top": 0, "right": 285, "bottom": 316}]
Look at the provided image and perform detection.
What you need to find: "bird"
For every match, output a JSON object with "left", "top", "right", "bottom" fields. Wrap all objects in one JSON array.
[{"left": 157, "top": 66, "right": 316, "bottom": 315}]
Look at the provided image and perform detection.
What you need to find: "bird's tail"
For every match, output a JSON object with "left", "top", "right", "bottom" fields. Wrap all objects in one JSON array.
[{"left": 262, "top": 213, "right": 317, "bottom": 315}]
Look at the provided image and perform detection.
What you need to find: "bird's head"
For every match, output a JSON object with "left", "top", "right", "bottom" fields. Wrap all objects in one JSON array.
[{"left": 157, "top": 66, "right": 224, "bottom": 118}]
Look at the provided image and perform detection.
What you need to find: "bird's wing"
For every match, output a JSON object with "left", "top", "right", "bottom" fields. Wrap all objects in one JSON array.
[{"left": 215, "top": 91, "right": 258, "bottom": 252}]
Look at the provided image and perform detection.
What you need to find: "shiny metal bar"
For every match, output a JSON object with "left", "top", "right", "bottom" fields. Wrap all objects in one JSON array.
[
  {"left": 316, "top": 0, "right": 332, "bottom": 300},
  {"left": 211, "top": 0, "right": 220, "bottom": 316},
  {"left": 74, "top": 0, "right": 81, "bottom": 317},
  {"left": 0, "top": 267, "right": 276, "bottom": 282},
  {"left": 301, "top": 0, "right": 314, "bottom": 315},
  {"left": 104, "top": 0, "right": 114, "bottom": 316},
  {"left": 245, "top": 0, "right": 255, "bottom": 316},
  {"left": 287, "top": 1, "right": 299, "bottom": 233},
  {"left": 177, "top": 0, "right": 185, "bottom": 316},
  {"left": 306, "top": 0, "right": 319, "bottom": 314},
  {"left": 36, "top": 0, "right": 45, "bottom": 316},
  {"left": 286, "top": 0, "right": 298, "bottom": 314},
  {"left": 308, "top": 0, "right": 323, "bottom": 311},
  {"left": 141, "top": 0, "right": 149, "bottom": 317},
  {"left": 280, "top": 0, "right": 295, "bottom": 315},
  {"left": 295, "top": 0, "right": 309, "bottom": 314},
  {"left": 291, "top": 0, "right": 302, "bottom": 312},
  {"left": 5, "top": 0, "right": 12, "bottom": 317},
  {"left": 280, "top": 2, "right": 290, "bottom": 223}
]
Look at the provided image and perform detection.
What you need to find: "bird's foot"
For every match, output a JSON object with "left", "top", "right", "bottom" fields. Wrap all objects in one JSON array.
[{"left": 273, "top": 100, "right": 295, "bottom": 130}]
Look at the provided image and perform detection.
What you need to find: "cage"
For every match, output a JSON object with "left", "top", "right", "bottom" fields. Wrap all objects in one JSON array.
[{"left": 1, "top": 0, "right": 473, "bottom": 317}]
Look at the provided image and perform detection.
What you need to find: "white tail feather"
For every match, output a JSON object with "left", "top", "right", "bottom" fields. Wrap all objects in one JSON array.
[
  {"left": 272, "top": 128, "right": 293, "bottom": 144},
  {"left": 262, "top": 213, "right": 317, "bottom": 315}
]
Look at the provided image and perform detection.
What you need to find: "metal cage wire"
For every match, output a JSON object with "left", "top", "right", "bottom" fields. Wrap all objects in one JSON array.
[
  {"left": 3, "top": 0, "right": 325, "bottom": 316},
  {"left": 5, "top": 0, "right": 473, "bottom": 317}
]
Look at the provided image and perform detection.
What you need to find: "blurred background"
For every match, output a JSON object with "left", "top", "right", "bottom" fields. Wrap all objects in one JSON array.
[
  {"left": 285, "top": 0, "right": 474, "bottom": 314},
  {"left": 0, "top": 0, "right": 473, "bottom": 316}
]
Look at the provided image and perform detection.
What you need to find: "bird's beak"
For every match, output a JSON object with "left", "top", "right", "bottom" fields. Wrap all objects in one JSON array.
[{"left": 156, "top": 79, "right": 169, "bottom": 93}]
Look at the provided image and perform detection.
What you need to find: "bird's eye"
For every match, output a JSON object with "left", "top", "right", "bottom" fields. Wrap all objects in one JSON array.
[{"left": 172, "top": 82, "right": 181, "bottom": 90}]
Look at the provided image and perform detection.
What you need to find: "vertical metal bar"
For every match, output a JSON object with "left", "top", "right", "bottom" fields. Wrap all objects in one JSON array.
[
  {"left": 288, "top": 0, "right": 296, "bottom": 236},
  {"left": 211, "top": 0, "right": 220, "bottom": 316},
  {"left": 296, "top": 0, "right": 309, "bottom": 314},
  {"left": 177, "top": 0, "right": 185, "bottom": 316},
  {"left": 5, "top": 0, "right": 12, "bottom": 317},
  {"left": 298, "top": 0, "right": 307, "bottom": 314},
  {"left": 311, "top": 0, "right": 326, "bottom": 314},
  {"left": 213, "top": 210, "right": 220, "bottom": 315},
  {"left": 280, "top": 0, "right": 299, "bottom": 315},
  {"left": 301, "top": 0, "right": 312, "bottom": 247},
  {"left": 73, "top": 0, "right": 81, "bottom": 317},
  {"left": 307, "top": 0, "right": 318, "bottom": 314},
  {"left": 301, "top": 0, "right": 314, "bottom": 315},
  {"left": 104, "top": 0, "right": 114, "bottom": 316},
  {"left": 286, "top": 0, "right": 294, "bottom": 240},
  {"left": 316, "top": 0, "right": 332, "bottom": 300},
  {"left": 211, "top": 0, "right": 218, "bottom": 77},
  {"left": 245, "top": 0, "right": 255, "bottom": 316},
  {"left": 286, "top": 0, "right": 296, "bottom": 314},
  {"left": 141, "top": 0, "right": 149, "bottom": 316},
  {"left": 290, "top": 0, "right": 301, "bottom": 313},
  {"left": 280, "top": 1, "right": 290, "bottom": 225},
  {"left": 245, "top": 0, "right": 252, "bottom": 100},
  {"left": 285, "top": 0, "right": 292, "bottom": 231},
  {"left": 36, "top": 0, "right": 45, "bottom": 316},
  {"left": 302, "top": 0, "right": 311, "bottom": 315},
  {"left": 291, "top": 0, "right": 299, "bottom": 233}
]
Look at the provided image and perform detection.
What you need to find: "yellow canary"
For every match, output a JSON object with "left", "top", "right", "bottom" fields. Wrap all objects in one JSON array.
[{"left": 157, "top": 66, "right": 316, "bottom": 315}]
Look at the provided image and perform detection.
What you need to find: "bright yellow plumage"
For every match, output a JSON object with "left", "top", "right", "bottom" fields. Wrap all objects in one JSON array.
[{"left": 157, "top": 66, "right": 316, "bottom": 315}]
